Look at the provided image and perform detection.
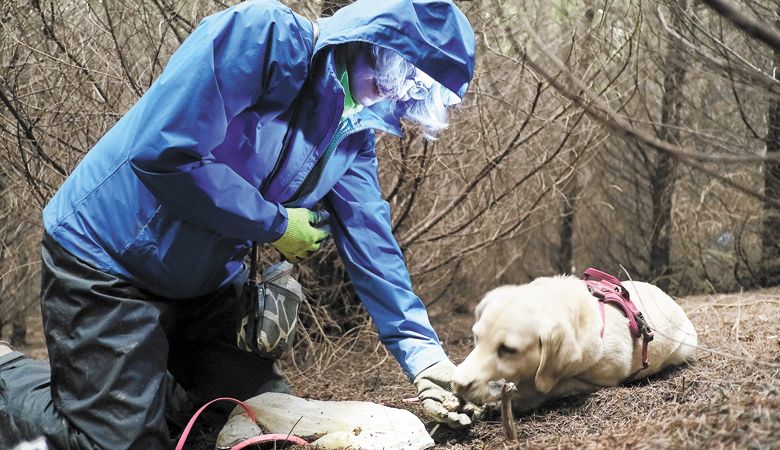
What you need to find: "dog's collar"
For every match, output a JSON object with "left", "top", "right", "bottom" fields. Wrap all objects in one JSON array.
[{"left": 582, "top": 268, "right": 654, "bottom": 379}]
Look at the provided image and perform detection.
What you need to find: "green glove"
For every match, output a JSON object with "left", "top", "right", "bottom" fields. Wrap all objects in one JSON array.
[
  {"left": 413, "top": 359, "right": 477, "bottom": 429},
  {"left": 271, "top": 208, "right": 331, "bottom": 262}
]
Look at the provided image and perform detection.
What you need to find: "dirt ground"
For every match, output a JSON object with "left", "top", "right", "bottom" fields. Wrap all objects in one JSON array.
[{"left": 11, "top": 286, "right": 780, "bottom": 449}]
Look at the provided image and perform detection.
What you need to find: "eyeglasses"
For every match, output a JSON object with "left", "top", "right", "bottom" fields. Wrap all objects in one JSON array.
[
  {"left": 399, "top": 68, "right": 435, "bottom": 102},
  {"left": 406, "top": 79, "right": 429, "bottom": 101}
]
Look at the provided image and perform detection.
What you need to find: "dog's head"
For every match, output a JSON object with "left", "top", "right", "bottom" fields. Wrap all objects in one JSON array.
[{"left": 452, "top": 276, "right": 600, "bottom": 405}]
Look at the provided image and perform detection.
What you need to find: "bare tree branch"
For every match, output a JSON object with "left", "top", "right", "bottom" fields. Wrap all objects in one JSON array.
[
  {"left": 523, "top": 27, "right": 774, "bottom": 164},
  {"left": 701, "top": 0, "right": 780, "bottom": 51}
]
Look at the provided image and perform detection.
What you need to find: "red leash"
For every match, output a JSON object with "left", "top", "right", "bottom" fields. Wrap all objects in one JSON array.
[
  {"left": 583, "top": 268, "right": 654, "bottom": 379},
  {"left": 174, "top": 397, "right": 309, "bottom": 450}
]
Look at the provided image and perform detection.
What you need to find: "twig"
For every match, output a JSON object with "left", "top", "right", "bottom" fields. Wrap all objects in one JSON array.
[
  {"left": 501, "top": 382, "right": 518, "bottom": 442},
  {"left": 489, "top": 379, "right": 518, "bottom": 443}
]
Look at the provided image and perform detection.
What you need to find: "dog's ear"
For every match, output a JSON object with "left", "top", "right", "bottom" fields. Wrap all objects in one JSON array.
[
  {"left": 534, "top": 321, "right": 583, "bottom": 394},
  {"left": 474, "top": 294, "right": 494, "bottom": 322}
]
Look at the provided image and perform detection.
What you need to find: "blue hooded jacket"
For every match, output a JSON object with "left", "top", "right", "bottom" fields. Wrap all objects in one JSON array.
[{"left": 42, "top": 0, "right": 475, "bottom": 378}]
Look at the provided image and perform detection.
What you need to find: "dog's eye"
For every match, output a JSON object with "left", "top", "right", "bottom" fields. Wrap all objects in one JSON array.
[{"left": 497, "top": 343, "right": 518, "bottom": 357}]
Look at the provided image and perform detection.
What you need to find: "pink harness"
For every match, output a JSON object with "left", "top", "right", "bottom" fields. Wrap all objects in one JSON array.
[{"left": 582, "top": 268, "right": 654, "bottom": 379}]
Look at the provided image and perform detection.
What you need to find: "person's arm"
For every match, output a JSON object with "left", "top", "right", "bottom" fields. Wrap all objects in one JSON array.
[
  {"left": 325, "top": 131, "right": 447, "bottom": 379},
  {"left": 326, "top": 133, "right": 475, "bottom": 428},
  {"left": 128, "top": 2, "right": 313, "bottom": 242}
]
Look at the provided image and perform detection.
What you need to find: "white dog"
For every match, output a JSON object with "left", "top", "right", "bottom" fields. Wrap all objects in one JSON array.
[{"left": 452, "top": 274, "right": 697, "bottom": 411}]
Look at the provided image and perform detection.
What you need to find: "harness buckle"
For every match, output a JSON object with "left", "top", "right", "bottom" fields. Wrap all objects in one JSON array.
[{"left": 635, "top": 312, "right": 654, "bottom": 343}]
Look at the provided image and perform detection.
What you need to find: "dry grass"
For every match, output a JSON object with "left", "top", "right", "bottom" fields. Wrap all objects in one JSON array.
[{"left": 15, "top": 287, "right": 780, "bottom": 449}]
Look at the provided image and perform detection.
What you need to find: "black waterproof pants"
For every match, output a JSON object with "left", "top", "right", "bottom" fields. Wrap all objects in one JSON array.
[{"left": 0, "top": 233, "right": 288, "bottom": 449}]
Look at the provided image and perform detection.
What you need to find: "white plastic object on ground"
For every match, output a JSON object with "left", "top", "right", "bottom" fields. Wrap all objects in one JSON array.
[
  {"left": 216, "top": 392, "right": 435, "bottom": 450},
  {"left": 12, "top": 437, "right": 49, "bottom": 450}
]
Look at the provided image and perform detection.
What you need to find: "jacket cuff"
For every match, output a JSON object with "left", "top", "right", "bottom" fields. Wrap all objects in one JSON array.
[{"left": 405, "top": 345, "right": 449, "bottom": 382}]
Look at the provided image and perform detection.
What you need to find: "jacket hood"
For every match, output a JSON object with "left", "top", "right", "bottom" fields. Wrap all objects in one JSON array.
[{"left": 315, "top": 0, "right": 476, "bottom": 101}]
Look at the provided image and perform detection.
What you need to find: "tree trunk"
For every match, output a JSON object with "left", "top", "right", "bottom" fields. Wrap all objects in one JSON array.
[
  {"left": 11, "top": 319, "right": 27, "bottom": 346},
  {"left": 762, "top": 40, "right": 780, "bottom": 286},
  {"left": 556, "top": 1, "right": 596, "bottom": 275},
  {"left": 650, "top": 1, "right": 688, "bottom": 291},
  {"left": 557, "top": 192, "right": 576, "bottom": 274}
]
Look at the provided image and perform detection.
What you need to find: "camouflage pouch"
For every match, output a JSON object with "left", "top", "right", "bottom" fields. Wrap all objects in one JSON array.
[{"left": 237, "top": 249, "right": 303, "bottom": 360}]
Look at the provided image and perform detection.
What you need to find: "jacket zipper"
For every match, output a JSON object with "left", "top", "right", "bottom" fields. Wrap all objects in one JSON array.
[{"left": 285, "top": 117, "right": 367, "bottom": 207}]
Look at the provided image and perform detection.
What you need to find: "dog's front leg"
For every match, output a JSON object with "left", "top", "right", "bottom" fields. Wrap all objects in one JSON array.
[{"left": 549, "top": 377, "right": 602, "bottom": 399}]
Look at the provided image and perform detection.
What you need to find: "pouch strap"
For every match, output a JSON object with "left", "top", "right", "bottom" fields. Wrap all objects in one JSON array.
[{"left": 249, "top": 243, "right": 259, "bottom": 283}]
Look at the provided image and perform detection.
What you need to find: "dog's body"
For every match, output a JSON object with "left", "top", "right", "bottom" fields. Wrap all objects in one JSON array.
[{"left": 452, "top": 275, "right": 697, "bottom": 411}]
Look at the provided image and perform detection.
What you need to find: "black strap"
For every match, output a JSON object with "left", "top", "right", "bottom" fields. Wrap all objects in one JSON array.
[{"left": 249, "top": 242, "right": 259, "bottom": 283}]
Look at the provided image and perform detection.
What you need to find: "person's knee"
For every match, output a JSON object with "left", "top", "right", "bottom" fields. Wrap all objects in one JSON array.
[{"left": 0, "top": 355, "right": 100, "bottom": 450}]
